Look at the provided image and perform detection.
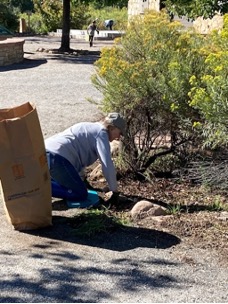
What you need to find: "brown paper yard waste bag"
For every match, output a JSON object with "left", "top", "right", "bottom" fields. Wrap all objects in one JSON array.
[{"left": 0, "top": 102, "right": 52, "bottom": 230}]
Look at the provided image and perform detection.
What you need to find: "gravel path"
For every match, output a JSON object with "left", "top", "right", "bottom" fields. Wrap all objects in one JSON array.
[
  {"left": 0, "top": 36, "right": 112, "bottom": 138},
  {"left": 0, "top": 36, "right": 227, "bottom": 303}
]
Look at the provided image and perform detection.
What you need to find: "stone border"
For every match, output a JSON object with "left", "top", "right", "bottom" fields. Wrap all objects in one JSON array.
[
  {"left": 0, "top": 38, "right": 25, "bottom": 66},
  {"left": 51, "top": 29, "right": 124, "bottom": 40}
]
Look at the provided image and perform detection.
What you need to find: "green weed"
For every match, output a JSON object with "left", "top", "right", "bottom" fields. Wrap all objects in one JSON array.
[
  {"left": 167, "top": 203, "right": 183, "bottom": 215},
  {"left": 208, "top": 196, "right": 227, "bottom": 211},
  {"left": 69, "top": 208, "right": 131, "bottom": 237}
]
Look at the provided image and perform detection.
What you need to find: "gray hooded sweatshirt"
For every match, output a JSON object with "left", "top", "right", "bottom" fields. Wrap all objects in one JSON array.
[{"left": 45, "top": 122, "right": 117, "bottom": 192}]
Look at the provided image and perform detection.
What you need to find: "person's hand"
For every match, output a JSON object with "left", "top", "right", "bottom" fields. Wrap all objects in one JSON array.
[{"left": 106, "top": 191, "right": 120, "bottom": 206}]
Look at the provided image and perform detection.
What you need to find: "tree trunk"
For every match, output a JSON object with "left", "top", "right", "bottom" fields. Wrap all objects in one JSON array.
[{"left": 59, "top": 0, "right": 71, "bottom": 52}]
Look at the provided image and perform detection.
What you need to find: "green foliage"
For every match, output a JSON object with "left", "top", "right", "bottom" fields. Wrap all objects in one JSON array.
[
  {"left": 32, "top": 0, "right": 126, "bottom": 34},
  {"left": 69, "top": 208, "right": 130, "bottom": 237},
  {"left": 11, "top": 0, "right": 34, "bottom": 13},
  {"left": 31, "top": 0, "right": 90, "bottom": 34},
  {"left": 188, "top": 14, "right": 228, "bottom": 148},
  {"left": 86, "top": 5, "right": 128, "bottom": 30},
  {"left": 150, "top": 153, "right": 181, "bottom": 173},
  {"left": 92, "top": 11, "right": 207, "bottom": 175},
  {"left": 167, "top": 203, "right": 183, "bottom": 215},
  {"left": 2, "top": 0, "right": 127, "bottom": 34},
  {"left": 70, "top": 2, "right": 91, "bottom": 29},
  {"left": 208, "top": 196, "right": 225, "bottom": 211},
  {"left": 33, "top": 0, "right": 62, "bottom": 33},
  {"left": 82, "top": 0, "right": 128, "bottom": 10},
  {"left": 0, "top": 1, "right": 18, "bottom": 31},
  {"left": 92, "top": 11, "right": 228, "bottom": 175},
  {"left": 165, "top": 0, "right": 228, "bottom": 20}
]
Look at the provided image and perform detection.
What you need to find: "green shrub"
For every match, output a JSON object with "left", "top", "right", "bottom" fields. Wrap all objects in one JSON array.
[
  {"left": 71, "top": 3, "right": 91, "bottom": 30},
  {"left": 188, "top": 14, "right": 228, "bottom": 148},
  {"left": 92, "top": 10, "right": 207, "bottom": 176},
  {"left": 32, "top": 0, "right": 62, "bottom": 33},
  {"left": 86, "top": 5, "right": 128, "bottom": 30},
  {"left": 0, "top": 2, "right": 18, "bottom": 32},
  {"left": 29, "top": 1, "right": 127, "bottom": 34},
  {"left": 31, "top": 0, "right": 91, "bottom": 34}
]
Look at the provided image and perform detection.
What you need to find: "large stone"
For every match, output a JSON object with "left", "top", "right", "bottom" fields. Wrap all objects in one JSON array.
[
  {"left": 128, "top": 0, "right": 160, "bottom": 19},
  {"left": 130, "top": 200, "right": 167, "bottom": 218}
]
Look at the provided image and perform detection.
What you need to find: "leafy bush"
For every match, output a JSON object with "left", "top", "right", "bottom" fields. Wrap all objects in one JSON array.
[
  {"left": 87, "top": 0, "right": 128, "bottom": 10},
  {"left": 31, "top": 0, "right": 91, "bottom": 34},
  {"left": 188, "top": 14, "right": 228, "bottom": 148},
  {"left": 92, "top": 11, "right": 208, "bottom": 177},
  {"left": 71, "top": 3, "right": 91, "bottom": 30},
  {"left": 165, "top": 0, "right": 228, "bottom": 20},
  {"left": 86, "top": 5, "right": 128, "bottom": 31},
  {"left": 0, "top": 2, "right": 18, "bottom": 31},
  {"left": 32, "top": 0, "right": 63, "bottom": 33},
  {"left": 27, "top": 1, "right": 127, "bottom": 34}
]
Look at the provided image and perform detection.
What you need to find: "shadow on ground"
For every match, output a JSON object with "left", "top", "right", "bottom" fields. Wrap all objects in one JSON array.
[
  {"left": 24, "top": 215, "right": 181, "bottom": 252},
  {"left": 0, "top": 206, "right": 184, "bottom": 302},
  {"left": 0, "top": 242, "right": 185, "bottom": 303},
  {"left": 49, "top": 51, "right": 101, "bottom": 64},
  {"left": 0, "top": 58, "right": 47, "bottom": 72},
  {"left": 0, "top": 49, "right": 101, "bottom": 72}
]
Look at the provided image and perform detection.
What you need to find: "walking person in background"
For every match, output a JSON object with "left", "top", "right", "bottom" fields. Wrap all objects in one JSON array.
[
  {"left": 104, "top": 19, "right": 114, "bottom": 30},
  {"left": 87, "top": 20, "right": 99, "bottom": 47}
]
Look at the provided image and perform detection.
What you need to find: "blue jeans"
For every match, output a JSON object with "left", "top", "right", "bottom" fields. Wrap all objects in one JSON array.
[{"left": 46, "top": 151, "right": 87, "bottom": 201}]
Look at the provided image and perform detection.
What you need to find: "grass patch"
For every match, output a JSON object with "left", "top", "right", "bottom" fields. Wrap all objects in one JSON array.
[
  {"left": 208, "top": 195, "right": 228, "bottom": 211},
  {"left": 68, "top": 208, "right": 131, "bottom": 238},
  {"left": 166, "top": 194, "right": 227, "bottom": 215},
  {"left": 167, "top": 204, "right": 184, "bottom": 215}
]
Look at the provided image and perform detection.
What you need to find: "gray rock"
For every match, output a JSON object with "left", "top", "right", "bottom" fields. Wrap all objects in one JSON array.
[{"left": 130, "top": 200, "right": 167, "bottom": 218}]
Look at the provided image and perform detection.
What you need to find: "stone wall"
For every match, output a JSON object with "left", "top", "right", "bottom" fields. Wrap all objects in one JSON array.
[
  {"left": 0, "top": 38, "right": 25, "bottom": 66},
  {"left": 128, "top": 0, "right": 160, "bottom": 19},
  {"left": 53, "top": 29, "right": 124, "bottom": 40},
  {"left": 193, "top": 15, "right": 223, "bottom": 34}
]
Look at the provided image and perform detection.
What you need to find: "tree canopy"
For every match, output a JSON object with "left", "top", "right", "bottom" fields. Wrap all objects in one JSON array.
[
  {"left": 76, "top": 0, "right": 128, "bottom": 9},
  {"left": 164, "top": 0, "right": 228, "bottom": 20},
  {"left": 0, "top": 1, "right": 18, "bottom": 30},
  {"left": 11, "top": 0, "right": 34, "bottom": 12},
  {"left": 92, "top": 10, "right": 228, "bottom": 177}
]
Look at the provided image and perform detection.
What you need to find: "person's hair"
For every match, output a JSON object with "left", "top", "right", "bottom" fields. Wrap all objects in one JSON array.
[{"left": 102, "top": 117, "right": 115, "bottom": 130}]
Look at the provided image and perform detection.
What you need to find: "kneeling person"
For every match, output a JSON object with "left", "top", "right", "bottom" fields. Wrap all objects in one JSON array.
[{"left": 45, "top": 113, "right": 126, "bottom": 201}]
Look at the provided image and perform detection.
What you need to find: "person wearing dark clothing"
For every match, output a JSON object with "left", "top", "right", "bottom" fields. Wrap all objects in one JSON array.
[{"left": 87, "top": 20, "right": 99, "bottom": 47}]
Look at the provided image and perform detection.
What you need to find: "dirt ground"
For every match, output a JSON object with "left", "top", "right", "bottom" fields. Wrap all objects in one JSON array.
[{"left": 84, "top": 170, "right": 228, "bottom": 266}]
